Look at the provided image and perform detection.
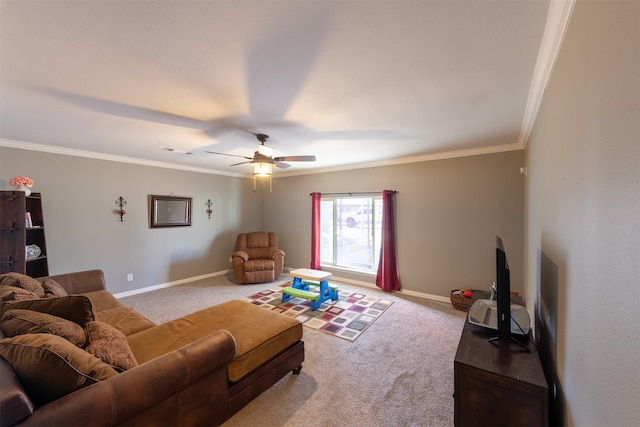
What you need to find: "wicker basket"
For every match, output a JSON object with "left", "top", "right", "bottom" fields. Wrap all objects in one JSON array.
[{"left": 450, "top": 290, "right": 472, "bottom": 312}]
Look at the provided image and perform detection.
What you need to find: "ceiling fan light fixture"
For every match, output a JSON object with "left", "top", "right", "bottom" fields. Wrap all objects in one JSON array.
[
  {"left": 257, "top": 144, "right": 274, "bottom": 157},
  {"left": 253, "top": 162, "right": 273, "bottom": 177}
]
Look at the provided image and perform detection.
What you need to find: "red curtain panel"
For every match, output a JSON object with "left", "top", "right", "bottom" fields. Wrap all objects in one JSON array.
[
  {"left": 376, "top": 190, "right": 401, "bottom": 292},
  {"left": 310, "top": 192, "right": 321, "bottom": 270}
]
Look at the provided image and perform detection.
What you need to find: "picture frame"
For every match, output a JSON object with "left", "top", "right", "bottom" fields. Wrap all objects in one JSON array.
[{"left": 149, "top": 195, "right": 192, "bottom": 228}]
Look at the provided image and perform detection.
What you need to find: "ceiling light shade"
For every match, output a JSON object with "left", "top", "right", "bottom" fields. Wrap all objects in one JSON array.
[
  {"left": 253, "top": 162, "right": 273, "bottom": 177},
  {"left": 257, "top": 144, "right": 274, "bottom": 157}
]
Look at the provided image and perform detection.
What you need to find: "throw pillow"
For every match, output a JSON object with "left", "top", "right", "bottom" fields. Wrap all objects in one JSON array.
[
  {"left": 0, "top": 286, "right": 39, "bottom": 302},
  {"left": 0, "top": 334, "right": 118, "bottom": 407},
  {"left": 0, "top": 295, "right": 94, "bottom": 328},
  {"left": 1, "top": 309, "right": 87, "bottom": 347},
  {"left": 85, "top": 321, "right": 138, "bottom": 371},
  {"left": 0, "top": 273, "right": 45, "bottom": 298},
  {"left": 41, "top": 278, "right": 68, "bottom": 298}
]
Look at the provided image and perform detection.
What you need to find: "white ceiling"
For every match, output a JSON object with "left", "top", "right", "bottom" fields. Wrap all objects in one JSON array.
[{"left": 0, "top": 0, "right": 556, "bottom": 177}]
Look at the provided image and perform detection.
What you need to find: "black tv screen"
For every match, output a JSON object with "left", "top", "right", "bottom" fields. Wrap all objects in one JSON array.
[{"left": 494, "top": 236, "right": 511, "bottom": 341}]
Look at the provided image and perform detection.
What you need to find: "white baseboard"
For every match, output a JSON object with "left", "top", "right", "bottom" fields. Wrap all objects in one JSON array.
[
  {"left": 113, "top": 268, "right": 451, "bottom": 305},
  {"left": 325, "top": 273, "right": 451, "bottom": 304},
  {"left": 113, "top": 270, "right": 228, "bottom": 299}
]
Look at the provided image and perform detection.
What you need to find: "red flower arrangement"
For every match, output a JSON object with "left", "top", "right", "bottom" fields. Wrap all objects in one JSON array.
[{"left": 9, "top": 176, "right": 34, "bottom": 188}]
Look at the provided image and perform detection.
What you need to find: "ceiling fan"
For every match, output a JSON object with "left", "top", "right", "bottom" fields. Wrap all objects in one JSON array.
[
  {"left": 205, "top": 133, "right": 316, "bottom": 176},
  {"left": 35, "top": 5, "right": 401, "bottom": 179}
]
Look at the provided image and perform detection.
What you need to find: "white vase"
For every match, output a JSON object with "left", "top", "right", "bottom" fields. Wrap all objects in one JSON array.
[{"left": 14, "top": 184, "right": 31, "bottom": 196}]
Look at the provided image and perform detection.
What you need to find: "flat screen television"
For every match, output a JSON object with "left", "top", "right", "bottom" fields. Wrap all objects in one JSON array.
[
  {"left": 489, "top": 236, "right": 530, "bottom": 351},
  {"left": 493, "top": 236, "right": 511, "bottom": 341}
]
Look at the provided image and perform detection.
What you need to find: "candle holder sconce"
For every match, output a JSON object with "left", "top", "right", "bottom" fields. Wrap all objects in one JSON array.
[
  {"left": 115, "top": 196, "right": 127, "bottom": 222},
  {"left": 206, "top": 199, "right": 213, "bottom": 219}
]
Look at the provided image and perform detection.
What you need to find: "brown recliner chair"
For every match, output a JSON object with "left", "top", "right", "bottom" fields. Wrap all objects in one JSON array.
[{"left": 232, "top": 232, "right": 285, "bottom": 284}]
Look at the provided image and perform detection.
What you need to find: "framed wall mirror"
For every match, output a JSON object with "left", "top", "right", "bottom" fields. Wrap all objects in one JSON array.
[{"left": 149, "top": 195, "right": 192, "bottom": 228}]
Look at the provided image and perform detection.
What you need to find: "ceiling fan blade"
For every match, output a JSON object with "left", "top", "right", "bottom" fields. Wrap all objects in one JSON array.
[
  {"left": 205, "top": 151, "right": 252, "bottom": 160},
  {"left": 37, "top": 86, "right": 209, "bottom": 130},
  {"left": 37, "top": 86, "right": 243, "bottom": 139},
  {"left": 247, "top": 5, "right": 334, "bottom": 121},
  {"left": 229, "top": 161, "right": 252, "bottom": 167},
  {"left": 275, "top": 161, "right": 292, "bottom": 169},
  {"left": 274, "top": 155, "right": 316, "bottom": 162},
  {"left": 311, "top": 130, "right": 408, "bottom": 140}
]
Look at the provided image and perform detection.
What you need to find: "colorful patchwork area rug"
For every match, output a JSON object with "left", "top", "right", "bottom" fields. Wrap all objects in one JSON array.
[{"left": 244, "top": 282, "right": 394, "bottom": 342}]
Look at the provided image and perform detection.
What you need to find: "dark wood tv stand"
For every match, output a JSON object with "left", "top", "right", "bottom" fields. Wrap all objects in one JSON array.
[{"left": 454, "top": 292, "right": 548, "bottom": 426}]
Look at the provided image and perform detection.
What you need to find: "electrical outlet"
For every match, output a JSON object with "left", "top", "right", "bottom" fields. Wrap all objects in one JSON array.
[
  {"left": 127, "top": 273, "right": 133, "bottom": 282},
  {"left": 228, "top": 257, "right": 232, "bottom": 262}
]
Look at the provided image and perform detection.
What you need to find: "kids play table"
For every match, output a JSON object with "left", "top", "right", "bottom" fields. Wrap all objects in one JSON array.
[{"left": 282, "top": 268, "right": 339, "bottom": 310}]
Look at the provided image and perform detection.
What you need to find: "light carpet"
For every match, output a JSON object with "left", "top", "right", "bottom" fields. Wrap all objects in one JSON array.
[
  {"left": 245, "top": 283, "right": 394, "bottom": 341},
  {"left": 121, "top": 272, "right": 466, "bottom": 426}
]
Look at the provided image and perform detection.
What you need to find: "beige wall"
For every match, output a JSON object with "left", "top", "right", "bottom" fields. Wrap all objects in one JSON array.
[
  {"left": 524, "top": 1, "right": 639, "bottom": 425},
  {"left": 261, "top": 150, "right": 524, "bottom": 298},
  {"left": 0, "top": 147, "right": 259, "bottom": 294},
  {"left": 1, "top": 144, "right": 524, "bottom": 299}
]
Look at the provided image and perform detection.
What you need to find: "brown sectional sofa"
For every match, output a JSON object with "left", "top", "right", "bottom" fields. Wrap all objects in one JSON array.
[{"left": 0, "top": 269, "right": 304, "bottom": 426}]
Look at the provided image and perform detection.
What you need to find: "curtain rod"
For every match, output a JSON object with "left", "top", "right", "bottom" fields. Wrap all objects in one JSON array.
[{"left": 309, "top": 190, "right": 397, "bottom": 196}]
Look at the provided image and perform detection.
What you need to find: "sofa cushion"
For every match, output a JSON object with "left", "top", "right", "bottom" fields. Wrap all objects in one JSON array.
[
  {"left": 85, "top": 321, "right": 138, "bottom": 372},
  {"left": 0, "top": 309, "right": 87, "bottom": 347},
  {"left": 41, "top": 278, "right": 68, "bottom": 298},
  {"left": 0, "top": 296, "right": 94, "bottom": 328},
  {"left": 95, "top": 306, "right": 156, "bottom": 337},
  {"left": 0, "top": 273, "right": 45, "bottom": 298},
  {"left": 127, "top": 300, "right": 302, "bottom": 382},
  {"left": 0, "top": 334, "right": 118, "bottom": 407},
  {"left": 0, "top": 286, "right": 39, "bottom": 302},
  {"left": 77, "top": 290, "right": 155, "bottom": 336}
]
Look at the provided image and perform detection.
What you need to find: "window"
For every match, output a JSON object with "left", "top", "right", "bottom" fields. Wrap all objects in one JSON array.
[{"left": 320, "top": 196, "right": 383, "bottom": 272}]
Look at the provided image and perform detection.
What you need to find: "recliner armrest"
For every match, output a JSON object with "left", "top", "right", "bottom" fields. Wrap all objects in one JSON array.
[
  {"left": 232, "top": 251, "right": 249, "bottom": 262},
  {"left": 269, "top": 248, "right": 285, "bottom": 259}
]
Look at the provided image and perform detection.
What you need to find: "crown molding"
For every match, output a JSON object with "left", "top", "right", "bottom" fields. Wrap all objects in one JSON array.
[
  {"left": 2, "top": 137, "right": 525, "bottom": 179},
  {"left": 275, "top": 142, "right": 524, "bottom": 178},
  {"left": 0, "top": 138, "right": 245, "bottom": 177},
  {"left": 518, "top": 0, "right": 576, "bottom": 148}
]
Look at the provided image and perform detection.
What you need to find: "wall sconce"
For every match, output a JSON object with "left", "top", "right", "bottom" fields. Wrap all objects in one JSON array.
[
  {"left": 115, "top": 196, "right": 127, "bottom": 222},
  {"left": 206, "top": 199, "right": 213, "bottom": 219}
]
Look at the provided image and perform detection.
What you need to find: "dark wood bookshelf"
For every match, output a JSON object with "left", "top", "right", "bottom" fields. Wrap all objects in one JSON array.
[{"left": 0, "top": 191, "right": 49, "bottom": 277}]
